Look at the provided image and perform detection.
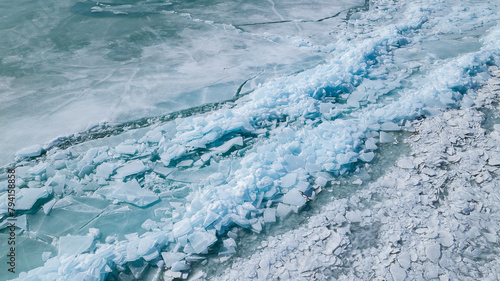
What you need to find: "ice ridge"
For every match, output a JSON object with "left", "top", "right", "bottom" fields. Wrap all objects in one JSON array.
[{"left": 2, "top": 0, "right": 499, "bottom": 280}]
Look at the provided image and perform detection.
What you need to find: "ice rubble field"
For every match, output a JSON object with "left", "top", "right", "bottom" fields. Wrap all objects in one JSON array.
[
  {"left": 1, "top": 0, "right": 500, "bottom": 280},
  {"left": 209, "top": 70, "right": 500, "bottom": 281}
]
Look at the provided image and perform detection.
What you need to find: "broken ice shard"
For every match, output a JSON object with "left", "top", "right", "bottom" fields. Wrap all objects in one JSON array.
[
  {"left": 211, "top": 136, "right": 243, "bottom": 154},
  {"left": 173, "top": 219, "right": 193, "bottom": 238},
  {"left": 188, "top": 230, "right": 217, "bottom": 254},
  {"left": 114, "top": 161, "right": 147, "bottom": 179},
  {"left": 15, "top": 144, "right": 44, "bottom": 158},
  {"left": 16, "top": 187, "right": 50, "bottom": 210},
  {"left": 59, "top": 234, "right": 95, "bottom": 256},
  {"left": 282, "top": 189, "right": 307, "bottom": 208},
  {"left": 95, "top": 179, "right": 159, "bottom": 207}
]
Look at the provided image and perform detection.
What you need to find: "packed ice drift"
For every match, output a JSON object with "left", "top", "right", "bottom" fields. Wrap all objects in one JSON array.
[{"left": 1, "top": 0, "right": 500, "bottom": 280}]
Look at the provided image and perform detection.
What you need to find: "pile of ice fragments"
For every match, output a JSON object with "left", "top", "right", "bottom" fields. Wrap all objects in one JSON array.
[
  {"left": 209, "top": 69, "right": 500, "bottom": 281},
  {"left": 0, "top": 0, "right": 499, "bottom": 280}
]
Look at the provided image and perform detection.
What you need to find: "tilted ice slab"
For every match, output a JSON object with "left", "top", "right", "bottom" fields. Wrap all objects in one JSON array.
[{"left": 3, "top": 0, "right": 500, "bottom": 280}]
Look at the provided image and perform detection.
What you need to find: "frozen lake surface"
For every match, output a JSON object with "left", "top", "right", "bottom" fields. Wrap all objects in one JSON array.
[
  {"left": 0, "top": 0, "right": 500, "bottom": 280},
  {"left": 0, "top": 0, "right": 364, "bottom": 166}
]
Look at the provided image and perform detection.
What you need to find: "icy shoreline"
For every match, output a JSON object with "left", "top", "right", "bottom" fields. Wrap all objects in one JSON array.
[{"left": 207, "top": 68, "right": 500, "bottom": 281}]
